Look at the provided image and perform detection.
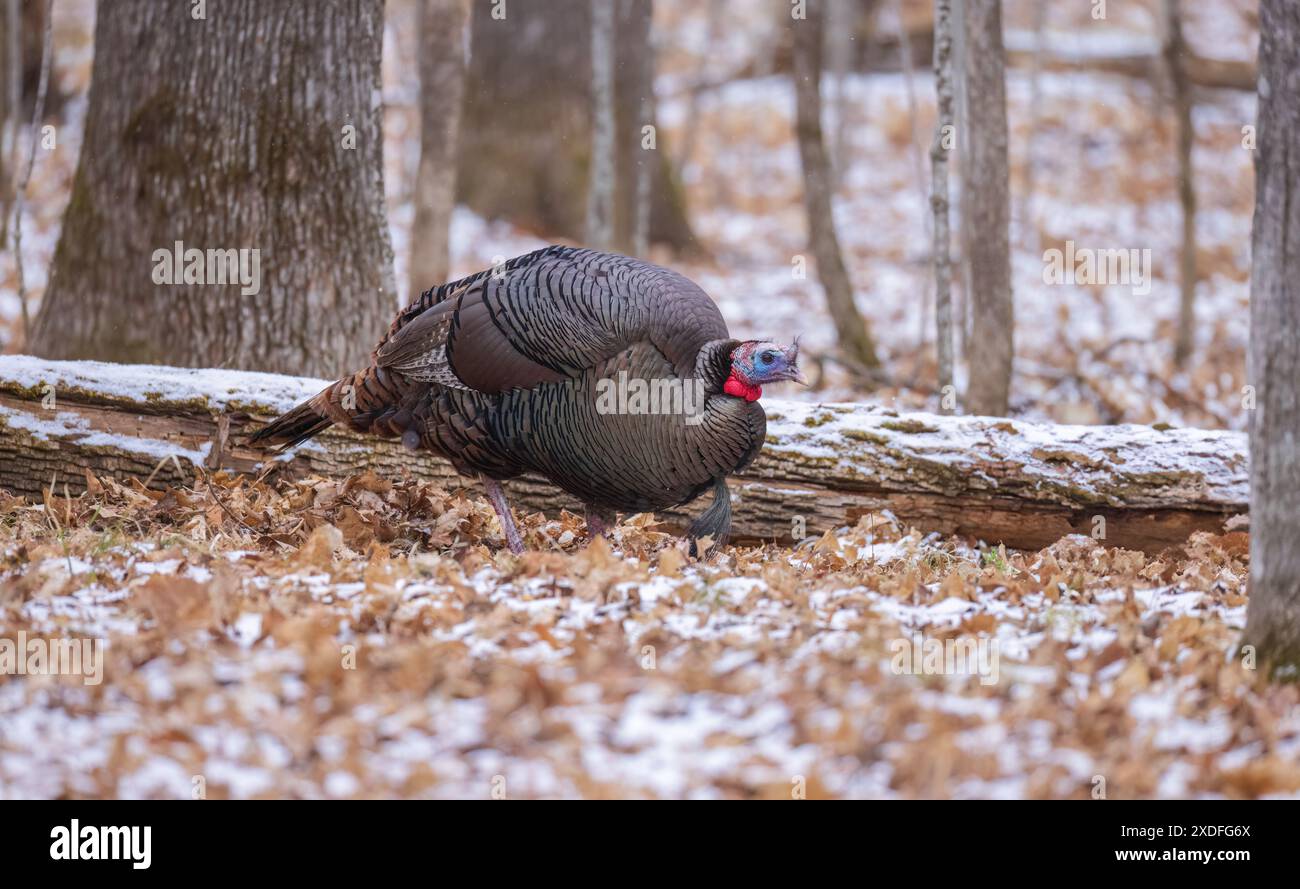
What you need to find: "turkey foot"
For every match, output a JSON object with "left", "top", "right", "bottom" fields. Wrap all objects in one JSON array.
[
  {"left": 584, "top": 504, "right": 615, "bottom": 541},
  {"left": 482, "top": 478, "right": 524, "bottom": 554}
]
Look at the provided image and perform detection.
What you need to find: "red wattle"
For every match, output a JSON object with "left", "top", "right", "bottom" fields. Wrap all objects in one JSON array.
[{"left": 723, "top": 371, "right": 762, "bottom": 402}]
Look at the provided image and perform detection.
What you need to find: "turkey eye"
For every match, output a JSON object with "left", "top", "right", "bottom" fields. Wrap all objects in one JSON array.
[{"left": 760, "top": 352, "right": 775, "bottom": 364}]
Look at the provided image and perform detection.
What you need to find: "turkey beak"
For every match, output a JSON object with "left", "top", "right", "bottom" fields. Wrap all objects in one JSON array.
[{"left": 784, "top": 341, "right": 806, "bottom": 384}]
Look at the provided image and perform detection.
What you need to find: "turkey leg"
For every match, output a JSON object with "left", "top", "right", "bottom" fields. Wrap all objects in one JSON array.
[
  {"left": 482, "top": 478, "right": 525, "bottom": 554},
  {"left": 686, "top": 476, "right": 732, "bottom": 557}
]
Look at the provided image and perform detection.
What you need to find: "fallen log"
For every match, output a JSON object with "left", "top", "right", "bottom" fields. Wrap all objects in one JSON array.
[
  {"left": 0, "top": 356, "right": 1247, "bottom": 553},
  {"left": 697, "top": 24, "right": 1255, "bottom": 97},
  {"left": 1006, "top": 46, "right": 1256, "bottom": 94}
]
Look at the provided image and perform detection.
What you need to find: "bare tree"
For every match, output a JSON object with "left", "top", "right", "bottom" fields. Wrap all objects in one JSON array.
[
  {"left": 586, "top": 0, "right": 617, "bottom": 250},
  {"left": 1243, "top": 0, "right": 1300, "bottom": 677},
  {"left": 826, "top": 0, "right": 855, "bottom": 188},
  {"left": 960, "top": 0, "right": 1014, "bottom": 417},
  {"left": 627, "top": 0, "right": 655, "bottom": 258},
  {"left": 408, "top": 0, "right": 471, "bottom": 298},
  {"left": 673, "top": 0, "right": 722, "bottom": 176},
  {"left": 11, "top": 0, "right": 51, "bottom": 347},
  {"left": 30, "top": 0, "right": 396, "bottom": 378},
  {"left": 1019, "top": 0, "right": 1050, "bottom": 257},
  {"left": 1, "top": 0, "right": 20, "bottom": 250},
  {"left": 1163, "top": 0, "right": 1198, "bottom": 368},
  {"left": 930, "top": 0, "right": 956, "bottom": 410},
  {"left": 894, "top": 0, "right": 927, "bottom": 218},
  {"left": 461, "top": 0, "right": 695, "bottom": 254},
  {"left": 953, "top": 0, "right": 971, "bottom": 357},
  {"left": 792, "top": 1, "right": 881, "bottom": 377},
  {"left": 894, "top": 0, "right": 930, "bottom": 348}
]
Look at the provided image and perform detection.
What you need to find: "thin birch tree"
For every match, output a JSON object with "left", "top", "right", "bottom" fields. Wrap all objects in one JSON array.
[
  {"left": 792, "top": 0, "right": 882, "bottom": 377},
  {"left": 961, "top": 0, "right": 1014, "bottom": 417},
  {"left": 930, "top": 0, "right": 956, "bottom": 411}
]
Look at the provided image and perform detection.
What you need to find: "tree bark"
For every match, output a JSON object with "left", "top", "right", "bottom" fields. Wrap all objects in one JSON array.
[
  {"left": 930, "top": 0, "right": 956, "bottom": 410},
  {"left": 961, "top": 0, "right": 1014, "bottom": 417},
  {"left": 1164, "top": 0, "right": 1199, "bottom": 368},
  {"left": 1243, "top": 0, "right": 1300, "bottom": 676},
  {"left": 408, "top": 0, "right": 471, "bottom": 298},
  {"left": 792, "top": 1, "right": 882, "bottom": 376},
  {"left": 0, "top": 356, "right": 1249, "bottom": 555},
  {"left": 28, "top": 0, "right": 397, "bottom": 379},
  {"left": 459, "top": 0, "right": 696, "bottom": 255}
]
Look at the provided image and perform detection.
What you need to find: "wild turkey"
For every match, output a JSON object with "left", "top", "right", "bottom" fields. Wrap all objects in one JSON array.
[{"left": 249, "top": 246, "right": 801, "bottom": 552}]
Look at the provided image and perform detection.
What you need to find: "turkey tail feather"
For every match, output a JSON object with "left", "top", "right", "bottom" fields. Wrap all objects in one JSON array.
[
  {"left": 248, "top": 366, "right": 400, "bottom": 452},
  {"left": 687, "top": 476, "right": 733, "bottom": 556},
  {"left": 247, "top": 394, "right": 337, "bottom": 452}
]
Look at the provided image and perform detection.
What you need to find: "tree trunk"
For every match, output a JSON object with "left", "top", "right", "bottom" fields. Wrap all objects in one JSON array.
[
  {"left": 1164, "top": 0, "right": 1199, "bottom": 368},
  {"left": 1019, "top": 0, "right": 1049, "bottom": 257},
  {"left": 961, "top": 0, "right": 1014, "bottom": 417},
  {"left": 1, "top": 0, "right": 20, "bottom": 248},
  {"left": 28, "top": 0, "right": 397, "bottom": 379},
  {"left": 1243, "top": 0, "right": 1300, "bottom": 677},
  {"left": 627, "top": 0, "right": 654, "bottom": 258},
  {"left": 930, "top": 0, "right": 956, "bottom": 410},
  {"left": 0, "top": 356, "right": 1249, "bottom": 555},
  {"left": 586, "top": 0, "right": 616, "bottom": 250},
  {"left": 896, "top": 0, "right": 932, "bottom": 351},
  {"left": 459, "top": 0, "right": 697, "bottom": 255},
  {"left": 953, "top": 0, "right": 971, "bottom": 361},
  {"left": 672, "top": 0, "right": 722, "bottom": 176},
  {"left": 896, "top": 0, "right": 931, "bottom": 349},
  {"left": 2, "top": 0, "right": 63, "bottom": 148},
  {"left": 826, "top": 0, "right": 855, "bottom": 188},
  {"left": 792, "top": 1, "right": 881, "bottom": 376},
  {"left": 408, "top": 0, "right": 471, "bottom": 298},
  {"left": 8, "top": 0, "right": 50, "bottom": 351}
]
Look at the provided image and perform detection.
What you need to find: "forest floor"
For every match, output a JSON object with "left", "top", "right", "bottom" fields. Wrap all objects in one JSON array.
[{"left": 2, "top": 471, "right": 1297, "bottom": 799}]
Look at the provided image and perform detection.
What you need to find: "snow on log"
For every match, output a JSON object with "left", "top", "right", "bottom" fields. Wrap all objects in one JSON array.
[{"left": 0, "top": 356, "right": 1248, "bottom": 552}]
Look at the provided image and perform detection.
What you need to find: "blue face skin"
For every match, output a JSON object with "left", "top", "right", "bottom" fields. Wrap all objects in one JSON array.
[{"left": 735, "top": 341, "right": 802, "bottom": 385}]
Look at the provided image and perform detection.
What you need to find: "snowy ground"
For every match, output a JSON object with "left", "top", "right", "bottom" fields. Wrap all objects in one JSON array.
[{"left": 2, "top": 470, "right": 1295, "bottom": 799}]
